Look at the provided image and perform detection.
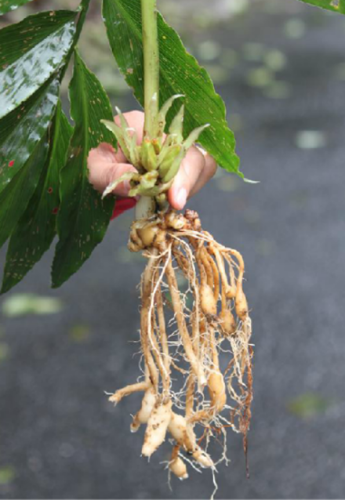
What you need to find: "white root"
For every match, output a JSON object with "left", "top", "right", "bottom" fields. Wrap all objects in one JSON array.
[
  {"left": 218, "top": 308, "right": 237, "bottom": 337},
  {"left": 168, "top": 412, "right": 196, "bottom": 455},
  {"left": 208, "top": 371, "right": 227, "bottom": 413},
  {"left": 192, "top": 448, "right": 214, "bottom": 469},
  {"left": 111, "top": 209, "right": 253, "bottom": 480},
  {"left": 235, "top": 284, "right": 248, "bottom": 321},
  {"left": 142, "top": 400, "right": 172, "bottom": 457},
  {"left": 108, "top": 381, "right": 149, "bottom": 405},
  {"left": 131, "top": 386, "right": 156, "bottom": 433},
  {"left": 168, "top": 412, "right": 214, "bottom": 469},
  {"left": 169, "top": 456, "right": 188, "bottom": 480},
  {"left": 165, "top": 257, "right": 206, "bottom": 387},
  {"left": 200, "top": 283, "right": 217, "bottom": 316},
  {"left": 169, "top": 446, "right": 189, "bottom": 480},
  {"left": 168, "top": 412, "right": 188, "bottom": 446}
]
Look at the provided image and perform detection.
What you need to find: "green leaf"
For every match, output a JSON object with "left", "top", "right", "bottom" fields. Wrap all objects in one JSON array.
[
  {"left": 297, "top": 0, "right": 345, "bottom": 14},
  {"left": 102, "top": 0, "right": 241, "bottom": 176},
  {"left": 0, "top": 77, "right": 59, "bottom": 254},
  {"left": 51, "top": 51, "right": 116, "bottom": 288},
  {"left": 0, "top": 10, "right": 76, "bottom": 118},
  {"left": 1, "top": 293, "right": 63, "bottom": 317},
  {"left": 0, "top": 135, "right": 49, "bottom": 249},
  {"left": 0, "top": 77, "right": 60, "bottom": 197},
  {"left": 1, "top": 102, "right": 73, "bottom": 294},
  {"left": 0, "top": 0, "right": 34, "bottom": 16}
]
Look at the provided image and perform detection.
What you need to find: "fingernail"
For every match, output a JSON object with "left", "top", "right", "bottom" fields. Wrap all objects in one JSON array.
[{"left": 176, "top": 187, "right": 187, "bottom": 209}]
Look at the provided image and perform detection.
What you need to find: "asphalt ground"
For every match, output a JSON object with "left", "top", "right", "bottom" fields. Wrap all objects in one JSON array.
[{"left": 0, "top": 1, "right": 345, "bottom": 498}]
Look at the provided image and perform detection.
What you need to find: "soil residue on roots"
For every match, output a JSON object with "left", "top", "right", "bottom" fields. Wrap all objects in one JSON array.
[{"left": 109, "top": 209, "right": 253, "bottom": 479}]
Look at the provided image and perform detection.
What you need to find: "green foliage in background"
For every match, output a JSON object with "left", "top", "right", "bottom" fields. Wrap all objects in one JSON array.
[{"left": 0, "top": 0, "right": 343, "bottom": 292}]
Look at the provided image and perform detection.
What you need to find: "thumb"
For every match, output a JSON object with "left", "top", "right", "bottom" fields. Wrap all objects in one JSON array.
[{"left": 167, "top": 146, "right": 206, "bottom": 210}]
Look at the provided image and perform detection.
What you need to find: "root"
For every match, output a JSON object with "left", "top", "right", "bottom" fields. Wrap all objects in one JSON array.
[
  {"left": 109, "top": 209, "right": 254, "bottom": 481},
  {"left": 165, "top": 257, "right": 206, "bottom": 388},
  {"left": 109, "top": 381, "right": 149, "bottom": 405}
]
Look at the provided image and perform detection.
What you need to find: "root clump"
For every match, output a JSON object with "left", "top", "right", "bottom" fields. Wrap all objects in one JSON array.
[{"left": 109, "top": 209, "right": 253, "bottom": 480}]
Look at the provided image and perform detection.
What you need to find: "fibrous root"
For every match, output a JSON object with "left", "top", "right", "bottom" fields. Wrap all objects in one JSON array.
[{"left": 108, "top": 209, "right": 253, "bottom": 480}]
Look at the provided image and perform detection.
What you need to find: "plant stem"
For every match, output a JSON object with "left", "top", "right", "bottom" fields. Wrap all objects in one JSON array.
[
  {"left": 136, "top": 0, "right": 160, "bottom": 219},
  {"left": 141, "top": 0, "right": 159, "bottom": 138},
  {"left": 135, "top": 196, "right": 156, "bottom": 220}
]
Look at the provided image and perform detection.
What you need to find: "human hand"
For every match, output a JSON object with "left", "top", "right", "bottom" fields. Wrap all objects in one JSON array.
[{"left": 88, "top": 110, "right": 217, "bottom": 211}]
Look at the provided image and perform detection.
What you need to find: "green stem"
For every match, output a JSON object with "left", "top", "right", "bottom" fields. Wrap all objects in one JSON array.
[
  {"left": 141, "top": 0, "right": 159, "bottom": 138},
  {"left": 136, "top": 0, "right": 160, "bottom": 219}
]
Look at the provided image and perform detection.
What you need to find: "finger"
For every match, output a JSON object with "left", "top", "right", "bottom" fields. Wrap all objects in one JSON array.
[
  {"left": 167, "top": 146, "right": 206, "bottom": 210},
  {"left": 88, "top": 144, "right": 136, "bottom": 197},
  {"left": 189, "top": 150, "right": 217, "bottom": 198}
]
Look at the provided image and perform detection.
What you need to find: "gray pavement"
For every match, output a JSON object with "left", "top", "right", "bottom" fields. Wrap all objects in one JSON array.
[{"left": 0, "top": 1, "right": 345, "bottom": 498}]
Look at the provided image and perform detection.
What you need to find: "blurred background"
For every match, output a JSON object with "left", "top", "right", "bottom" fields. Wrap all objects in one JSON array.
[{"left": 1, "top": 0, "right": 345, "bottom": 498}]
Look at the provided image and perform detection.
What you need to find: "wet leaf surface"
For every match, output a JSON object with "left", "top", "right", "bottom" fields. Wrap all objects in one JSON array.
[
  {"left": 0, "top": 10, "right": 76, "bottom": 118},
  {"left": 51, "top": 51, "right": 116, "bottom": 288},
  {"left": 1, "top": 293, "right": 63, "bottom": 317},
  {"left": 0, "top": 78, "right": 60, "bottom": 253},
  {"left": 103, "top": 0, "right": 241, "bottom": 176},
  {"left": 0, "top": 0, "right": 34, "bottom": 16},
  {"left": 0, "top": 136, "right": 49, "bottom": 250},
  {"left": 1, "top": 103, "right": 73, "bottom": 294},
  {"left": 0, "top": 78, "right": 60, "bottom": 197}
]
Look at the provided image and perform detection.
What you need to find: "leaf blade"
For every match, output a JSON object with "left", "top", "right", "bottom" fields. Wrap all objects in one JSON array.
[
  {"left": 102, "top": 0, "right": 241, "bottom": 176},
  {"left": 0, "top": 0, "right": 35, "bottom": 16},
  {"left": 0, "top": 77, "right": 60, "bottom": 196},
  {"left": 0, "top": 77, "right": 60, "bottom": 252},
  {"left": 297, "top": 0, "right": 345, "bottom": 14},
  {"left": 51, "top": 52, "right": 116, "bottom": 288},
  {"left": 0, "top": 136, "right": 49, "bottom": 250},
  {"left": 1, "top": 102, "right": 73, "bottom": 294},
  {"left": 0, "top": 10, "right": 76, "bottom": 118}
]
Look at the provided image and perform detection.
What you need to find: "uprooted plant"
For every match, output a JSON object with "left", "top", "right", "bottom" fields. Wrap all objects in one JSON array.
[
  {"left": 103, "top": 0, "right": 253, "bottom": 482},
  {"left": 1, "top": 0, "right": 343, "bottom": 493}
]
